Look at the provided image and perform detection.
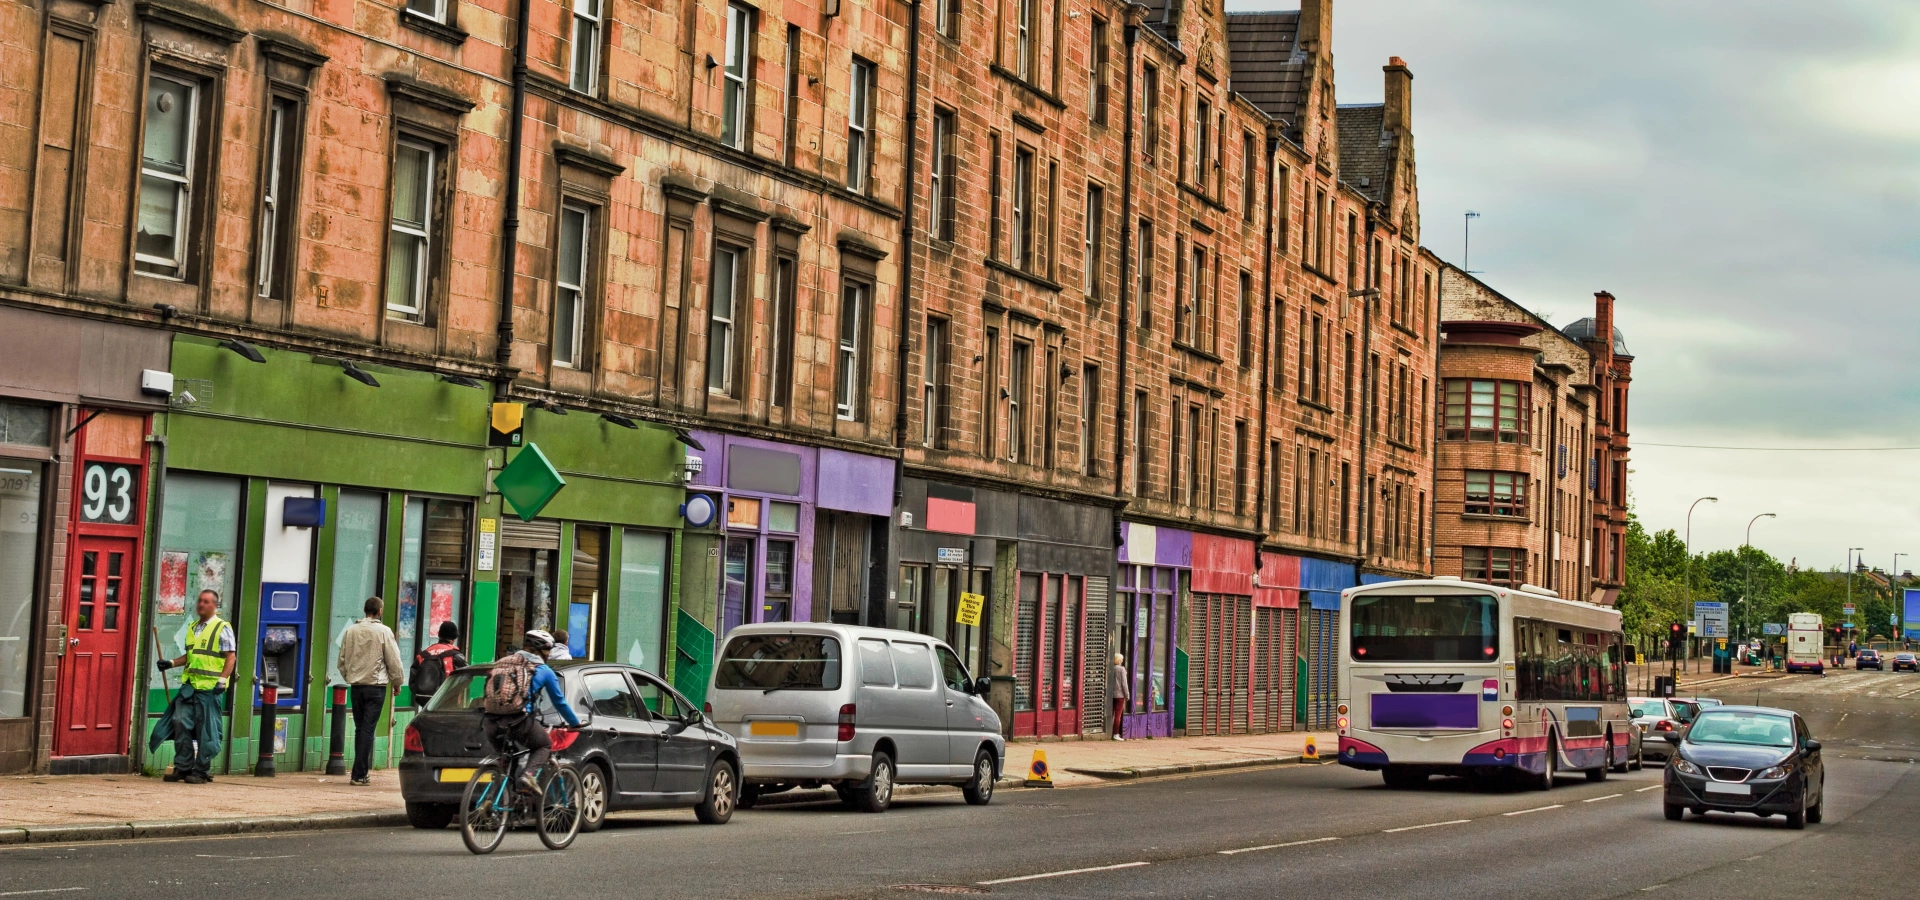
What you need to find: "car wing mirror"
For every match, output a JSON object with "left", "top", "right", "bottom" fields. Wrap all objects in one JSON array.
[
  {"left": 973, "top": 676, "right": 993, "bottom": 696},
  {"left": 1804, "top": 739, "right": 1821, "bottom": 752}
]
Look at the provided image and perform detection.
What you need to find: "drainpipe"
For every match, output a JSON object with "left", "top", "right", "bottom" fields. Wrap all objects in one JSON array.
[
  {"left": 1355, "top": 204, "right": 1379, "bottom": 586},
  {"left": 893, "top": 0, "right": 923, "bottom": 456},
  {"left": 491, "top": 0, "right": 535, "bottom": 399},
  {"left": 1111, "top": 11, "right": 1140, "bottom": 517},
  {"left": 1252, "top": 129, "right": 1278, "bottom": 543}
]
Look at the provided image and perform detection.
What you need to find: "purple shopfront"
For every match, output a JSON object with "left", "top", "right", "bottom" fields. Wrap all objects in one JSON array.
[
  {"left": 1114, "top": 522, "right": 1194, "bottom": 739},
  {"left": 689, "top": 433, "right": 892, "bottom": 637}
]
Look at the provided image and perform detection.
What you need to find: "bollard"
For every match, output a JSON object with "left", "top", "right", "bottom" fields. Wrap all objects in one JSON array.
[
  {"left": 255, "top": 682, "right": 279, "bottom": 777},
  {"left": 326, "top": 684, "right": 349, "bottom": 776}
]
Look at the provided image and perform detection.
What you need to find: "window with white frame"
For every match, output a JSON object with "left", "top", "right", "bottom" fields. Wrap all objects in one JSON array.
[
  {"left": 836, "top": 281, "right": 868, "bottom": 419},
  {"left": 1016, "top": 0, "right": 1034, "bottom": 80},
  {"left": 385, "top": 138, "right": 437, "bottom": 318},
  {"left": 846, "top": 58, "right": 874, "bottom": 192},
  {"left": 136, "top": 74, "right": 200, "bottom": 278},
  {"left": 255, "top": 95, "right": 300, "bottom": 298},
  {"left": 404, "top": 0, "right": 446, "bottom": 24},
  {"left": 923, "top": 317, "right": 949, "bottom": 447},
  {"left": 1084, "top": 183, "right": 1104, "bottom": 300},
  {"left": 708, "top": 244, "right": 744, "bottom": 394},
  {"left": 931, "top": 109, "right": 955, "bottom": 240},
  {"left": 722, "top": 4, "right": 752, "bottom": 148},
  {"left": 569, "top": 0, "right": 603, "bottom": 94},
  {"left": 553, "top": 202, "right": 592, "bottom": 368}
]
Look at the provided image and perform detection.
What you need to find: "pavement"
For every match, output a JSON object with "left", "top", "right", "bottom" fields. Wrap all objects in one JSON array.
[
  {"left": 0, "top": 728, "right": 1334, "bottom": 843},
  {"left": 2, "top": 672, "right": 1915, "bottom": 898}
]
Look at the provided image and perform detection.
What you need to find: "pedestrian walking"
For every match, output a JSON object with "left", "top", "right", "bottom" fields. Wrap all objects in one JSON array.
[
  {"left": 150, "top": 590, "right": 235, "bottom": 784},
  {"left": 337, "top": 597, "right": 406, "bottom": 786},
  {"left": 409, "top": 621, "right": 468, "bottom": 704},
  {"left": 1110, "top": 652, "right": 1129, "bottom": 741},
  {"left": 548, "top": 630, "right": 574, "bottom": 661}
]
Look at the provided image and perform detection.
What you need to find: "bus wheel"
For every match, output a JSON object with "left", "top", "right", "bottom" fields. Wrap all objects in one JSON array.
[{"left": 1534, "top": 738, "right": 1556, "bottom": 791}]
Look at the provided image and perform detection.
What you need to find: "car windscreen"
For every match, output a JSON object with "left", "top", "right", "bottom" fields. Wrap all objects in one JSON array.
[
  {"left": 1349, "top": 593, "right": 1499, "bottom": 662},
  {"left": 1686, "top": 711, "right": 1795, "bottom": 748},
  {"left": 714, "top": 634, "right": 843, "bottom": 691}
]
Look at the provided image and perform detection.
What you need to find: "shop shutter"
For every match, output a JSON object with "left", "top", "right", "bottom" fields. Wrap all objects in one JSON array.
[
  {"left": 1231, "top": 597, "right": 1252, "bottom": 734},
  {"left": 1082, "top": 576, "right": 1109, "bottom": 733},
  {"left": 1014, "top": 582, "right": 1037, "bottom": 712},
  {"left": 1252, "top": 609, "right": 1273, "bottom": 732},
  {"left": 1188, "top": 595, "right": 1209, "bottom": 735},
  {"left": 1279, "top": 607, "right": 1298, "bottom": 732},
  {"left": 500, "top": 517, "right": 561, "bottom": 550}
]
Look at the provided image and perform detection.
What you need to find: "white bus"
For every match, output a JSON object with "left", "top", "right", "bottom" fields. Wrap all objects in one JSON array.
[
  {"left": 1785, "top": 612, "right": 1823, "bottom": 674},
  {"left": 1336, "top": 577, "right": 1632, "bottom": 789}
]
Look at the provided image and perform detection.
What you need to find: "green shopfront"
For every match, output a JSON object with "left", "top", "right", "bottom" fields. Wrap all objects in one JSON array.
[{"left": 143, "top": 337, "right": 684, "bottom": 775}]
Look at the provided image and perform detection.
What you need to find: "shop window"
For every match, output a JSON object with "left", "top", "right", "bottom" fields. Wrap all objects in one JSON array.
[
  {"left": 0, "top": 402, "right": 52, "bottom": 448},
  {"left": 152, "top": 474, "right": 242, "bottom": 697},
  {"left": 326, "top": 491, "right": 385, "bottom": 687},
  {"left": 0, "top": 460, "right": 44, "bottom": 717},
  {"left": 617, "top": 530, "right": 669, "bottom": 674},
  {"left": 896, "top": 564, "right": 923, "bottom": 634},
  {"left": 400, "top": 497, "right": 470, "bottom": 691},
  {"left": 764, "top": 540, "right": 794, "bottom": 622},
  {"left": 768, "top": 501, "right": 800, "bottom": 533},
  {"left": 568, "top": 525, "right": 608, "bottom": 659},
  {"left": 727, "top": 496, "right": 761, "bottom": 529},
  {"left": 498, "top": 545, "right": 558, "bottom": 662}
]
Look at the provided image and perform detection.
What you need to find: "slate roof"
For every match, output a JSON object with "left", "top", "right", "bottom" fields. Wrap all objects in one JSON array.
[
  {"left": 1336, "top": 103, "right": 1388, "bottom": 201},
  {"left": 1226, "top": 12, "right": 1303, "bottom": 126}
]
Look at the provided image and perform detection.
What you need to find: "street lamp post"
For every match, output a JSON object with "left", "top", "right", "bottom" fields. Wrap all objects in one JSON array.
[
  {"left": 1683, "top": 497, "right": 1718, "bottom": 674},
  {"left": 1743, "top": 513, "right": 1776, "bottom": 650},
  {"left": 1847, "top": 547, "right": 1864, "bottom": 665}
]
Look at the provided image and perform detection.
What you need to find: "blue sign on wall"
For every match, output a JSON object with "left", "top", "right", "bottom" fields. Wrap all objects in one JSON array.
[{"left": 1903, "top": 589, "right": 1920, "bottom": 640}]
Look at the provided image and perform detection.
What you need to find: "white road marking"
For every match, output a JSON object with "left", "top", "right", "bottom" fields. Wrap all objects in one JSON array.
[
  {"left": 194, "top": 854, "right": 295, "bottom": 861},
  {"left": 979, "top": 861, "right": 1150, "bottom": 885},
  {"left": 1219, "top": 836, "right": 1340, "bottom": 855},
  {"left": 1383, "top": 818, "right": 1471, "bottom": 833},
  {"left": 1584, "top": 793, "right": 1623, "bottom": 803},
  {"left": 1502, "top": 804, "right": 1562, "bottom": 816},
  {"left": 836, "top": 829, "right": 886, "bottom": 835},
  {"left": 1636, "top": 785, "right": 1664, "bottom": 792},
  {"left": 0, "top": 890, "right": 85, "bottom": 898}
]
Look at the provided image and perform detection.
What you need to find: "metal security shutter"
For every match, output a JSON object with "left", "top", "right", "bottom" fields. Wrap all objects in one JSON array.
[
  {"left": 1306, "top": 607, "right": 1337, "bottom": 730},
  {"left": 1082, "top": 576, "right": 1110, "bottom": 734},
  {"left": 1280, "top": 608, "right": 1298, "bottom": 731},
  {"left": 1189, "top": 595, "right": 1212, "bottom": 736},
  {"left": 1014, "top": 584, "right": 1038, "bottom": 712},
  {"left": 1252, "top": 608, "right": 1277, "bottom": 733},
  {"left": 500, "top": 517, "right": 561, "bottom": 549},
  {"left": 1231, "top": 597, "right": 1252, "bottom": 734}
]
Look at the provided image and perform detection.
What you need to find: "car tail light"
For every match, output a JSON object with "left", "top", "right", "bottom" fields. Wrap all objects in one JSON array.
[
  {"left": 703, "top": 702, "right": 714, "bottom": 717},
  {"left": 550, "top": 728, "right": 580, "bottom": 752},
  {"left": 403, "top": 724, "right": 423, "bottom": 754},
  {"left": 838, "top": 703, "right": 857, "bottom": 742},
  {"left": 1654, "top": 720, "right": 1675, "bottom": 732}
]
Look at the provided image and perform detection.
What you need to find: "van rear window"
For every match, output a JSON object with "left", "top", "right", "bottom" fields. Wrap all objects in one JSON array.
[{"left": 715, "top": 634, "right": 843, "bottom": 691}]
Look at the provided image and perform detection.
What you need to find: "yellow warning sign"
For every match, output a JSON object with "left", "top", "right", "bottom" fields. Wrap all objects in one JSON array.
[
  {"left": 1303, "top": 735, "right": 1319, "bottom": 761},
  {"left": 1025, "top": 749, "right": 1054, "bottom": 788},
  {"left": 956, "top": 592, "right": 985, "bottom": 628}
]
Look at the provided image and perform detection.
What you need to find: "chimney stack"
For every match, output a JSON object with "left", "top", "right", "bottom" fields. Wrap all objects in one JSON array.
[
  {"left": 1383, "top": 56, "right": 1413, "bottom": 136},
  {"left": 1299, "top": 0, "right": 1333, "bottom": 56},
  {"left": 1592, "top": 291, "right": 1616, "bottom": 362}
]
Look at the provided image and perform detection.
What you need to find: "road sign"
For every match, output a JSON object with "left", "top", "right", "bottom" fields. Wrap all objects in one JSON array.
[
  {"left": 1763, "top": 623, "right": 1784, "bottom": 636},
  {"left": 1694, "top": 601, "right": 1730, "bottom": 638},
  {"left": 1843, "top": 604, "right": 1855, "bottom": 616},
  {"left": 494, "top": 443, "right": 566, "bottom": 521},
  {"left": 955, "top": 592, "right": 985, "bottom": 627}
]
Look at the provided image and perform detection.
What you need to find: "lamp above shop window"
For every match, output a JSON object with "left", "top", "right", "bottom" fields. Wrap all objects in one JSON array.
[
  {"left": 535, "top": 399, "right": 568, "bottom": 415},
  {"left": 441, "top": 374, "right": 485, "bottom": 389},
  {"left": 673, "top": 428, "right": 706, "bottom": 451},
  {"left": 339, "top": 359, "right": 381, "bottom": 387},
  {"left": 600, "top": 412, "right": 638, "bottom": 429},
  {"left": 218, "top": 338, "right": 266, "bottom": 363}
]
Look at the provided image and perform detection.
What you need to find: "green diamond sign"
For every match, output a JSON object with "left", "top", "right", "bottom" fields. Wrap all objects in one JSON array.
[{"left": 496, "top": 443, "right": 566, "bottom": 522}]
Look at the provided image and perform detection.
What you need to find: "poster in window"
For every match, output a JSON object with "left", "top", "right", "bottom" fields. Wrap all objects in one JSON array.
[
  {"left": 192, "top": 551, "right": 228, "bottom": 609},
  {"left": 427, "top": 580, "right": 456, "bottom": 640},
  {"left": 398, "top": 580, "right": 419, "bottom": 644},
  {"left": 158, "top": 550, "right": 189, "bottom": 615}
]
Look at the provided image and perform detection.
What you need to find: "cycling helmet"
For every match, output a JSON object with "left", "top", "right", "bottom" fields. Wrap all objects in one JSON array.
[{"left": 523, "top": 630, "right": 555, "bottom": 654}]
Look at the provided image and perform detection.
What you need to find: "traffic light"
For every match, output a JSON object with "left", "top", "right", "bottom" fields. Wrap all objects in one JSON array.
[{"left": 1668, "top": 622, "right": 1686, "bottom": 658}]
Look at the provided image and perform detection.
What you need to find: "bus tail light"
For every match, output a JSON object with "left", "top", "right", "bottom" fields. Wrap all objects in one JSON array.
[
  {"left": 1501, "top": 718, "right": 1514, "bottom": 731},
  {"left": 1493, "top": 747, "right": 1507, "bottom": 760},
  {"left": 1337, "top": 717, "right": 1349, "bottom": 732},
  {"left": 837, "top": 704, "right": 857, "bottom": 742},
  {"left": 1501, "top": 705, "right": 1514, "bottom": 717},
  {"left": 1337, "top": 704, "right": 1349, "bottom": 716}
]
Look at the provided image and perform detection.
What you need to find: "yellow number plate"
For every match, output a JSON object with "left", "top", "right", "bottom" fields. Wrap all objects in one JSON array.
[
  {"left": 438, "top": 768, "right": 486, "bottom": 783},
  {"left": 750, "top": 720, "right": 800, "bottom": 737}
]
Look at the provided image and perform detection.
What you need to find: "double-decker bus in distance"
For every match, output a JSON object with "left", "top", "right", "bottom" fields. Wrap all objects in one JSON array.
[
  {"left": 1337, "top": 577, "right": 1631, "bottom": 789},
  {"left": 1785, "top": 612, "right": 1823, "bottom": 674}
]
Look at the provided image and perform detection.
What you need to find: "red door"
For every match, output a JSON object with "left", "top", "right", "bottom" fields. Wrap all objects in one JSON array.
[{"left": 55, "top": 535, "right": 139, "bottom": 756}]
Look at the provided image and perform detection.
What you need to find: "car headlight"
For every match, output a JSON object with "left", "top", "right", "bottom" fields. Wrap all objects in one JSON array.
[
  {"left": 1671, "top": 758, "right": 1701, "bottom": 776},
  {"left": 1756, "top": 763, "right": 1795, "bottom": 780}
]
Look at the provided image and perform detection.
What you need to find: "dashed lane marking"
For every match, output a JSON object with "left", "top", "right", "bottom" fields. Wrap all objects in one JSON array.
[
  {"left": 1584, "top": 793, "right": 1624, "bottom": 803},
  {"left": 1382, "top": 819, "right": 1471, "bottom": 834},
  {"left": 0, "top": 890, "right": 85, "bottom": 898},
  {"left": 978, "top": 862, "right": 1150, "bottom": 885},
  {"left": 1219, "top": 836, "right": 1341, "bottom": 855},
  {"left": 1636, "top": 785, "right": 1663, "bottom": 792},
  {"left": 1502, "top": 804, "right": 1563, "bottom": 816}
]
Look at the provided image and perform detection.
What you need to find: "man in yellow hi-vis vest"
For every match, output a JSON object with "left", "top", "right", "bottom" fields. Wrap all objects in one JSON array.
[{"left": 152, "top": 589, "right": 236, "bottom": 783}]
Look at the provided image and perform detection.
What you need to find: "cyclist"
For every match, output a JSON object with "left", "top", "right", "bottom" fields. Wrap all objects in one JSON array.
[{"left": 481, "top": 629, "right": 582, "bottom": 795}]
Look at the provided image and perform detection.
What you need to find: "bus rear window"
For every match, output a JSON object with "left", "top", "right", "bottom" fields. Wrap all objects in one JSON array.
[
  {"left": 1350, "top": 594, "right": 1499, "bottom": 662},
  {"left": 715, "top": 634, "right": 842, "bottom": 691}
]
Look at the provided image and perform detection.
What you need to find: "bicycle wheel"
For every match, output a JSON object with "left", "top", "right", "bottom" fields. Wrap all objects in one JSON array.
[
  {"left": 460, "top": 763, "right": 511, "bottom": 855},
  {"left": 537, "top": 764, "right": 584, "bottom": 851}
]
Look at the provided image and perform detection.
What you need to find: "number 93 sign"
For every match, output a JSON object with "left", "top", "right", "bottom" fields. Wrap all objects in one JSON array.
[{"left": 80, "top": 462, "right": 139, "bottom": 525}]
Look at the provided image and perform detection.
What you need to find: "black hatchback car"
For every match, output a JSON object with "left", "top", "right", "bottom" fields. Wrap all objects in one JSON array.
[
  {"left": 1661, "top": 705, "right": 1823, "bottom": 828},
  {"left": 399, "top": 661, "right": 741, "bottom": 832},
  {"left": 1858, "top": 649, "right": 1883, "bottom": 670}
]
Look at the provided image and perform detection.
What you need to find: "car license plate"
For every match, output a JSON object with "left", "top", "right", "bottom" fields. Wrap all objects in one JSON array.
[
  {"left": 438, "top": 767, "right": 482, "bottom": 783},
  {"left": 1704, "top": 781, "right": 1750, "bottom": 795},
  {"left": 750, "top": 720, "right": 801, "bottom": 737}
]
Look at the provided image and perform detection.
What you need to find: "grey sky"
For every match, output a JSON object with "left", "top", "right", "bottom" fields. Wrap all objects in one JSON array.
[{"left": 1219, "top": 0, "right": 1920, "bottom": 572}]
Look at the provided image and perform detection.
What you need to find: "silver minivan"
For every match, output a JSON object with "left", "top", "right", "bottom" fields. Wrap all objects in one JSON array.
[{"left": 706, "top": 623, "right": 1005, "bottom": 812}]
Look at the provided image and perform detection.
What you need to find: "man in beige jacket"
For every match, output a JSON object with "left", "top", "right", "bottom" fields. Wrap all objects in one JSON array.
[{"left": 337, "top": 597, "right": 406, "bottom": 785}]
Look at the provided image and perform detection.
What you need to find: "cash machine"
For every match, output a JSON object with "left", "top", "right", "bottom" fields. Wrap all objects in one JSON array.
[{"left": 256, "top": 583, "right": 311, "bottom": 709}]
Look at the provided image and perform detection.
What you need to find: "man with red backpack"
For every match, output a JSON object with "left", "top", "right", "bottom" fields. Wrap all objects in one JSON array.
[
  {"left": 481, "top": 630, "right": 582, "bottom": 794},
  {"left": 410, "top": 621, "right": 469, "bottom": 703}
]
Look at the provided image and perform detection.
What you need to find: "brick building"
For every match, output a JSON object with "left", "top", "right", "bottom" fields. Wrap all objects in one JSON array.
[{"left": 1432, "top": 267, "right": 1632, "bottom": 607}]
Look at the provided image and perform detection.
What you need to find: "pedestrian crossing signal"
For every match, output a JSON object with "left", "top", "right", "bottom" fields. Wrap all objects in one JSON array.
[{"left": 1025, "top": 749, "right": 1053, "bottom": 788}]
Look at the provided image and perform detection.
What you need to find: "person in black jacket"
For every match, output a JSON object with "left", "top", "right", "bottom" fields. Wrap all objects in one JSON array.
[{"left": 411, "top": 621, "right": 468, "bottom": 704}]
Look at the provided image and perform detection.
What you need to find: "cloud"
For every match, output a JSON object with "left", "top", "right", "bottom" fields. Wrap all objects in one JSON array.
[{"left": 1219, "top": 0, "right": 1920, "bottom": 566}]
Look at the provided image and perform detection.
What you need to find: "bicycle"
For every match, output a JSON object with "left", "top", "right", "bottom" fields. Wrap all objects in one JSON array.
[{"left": 459, "top": 732, "right": 584, "bottom": 855}]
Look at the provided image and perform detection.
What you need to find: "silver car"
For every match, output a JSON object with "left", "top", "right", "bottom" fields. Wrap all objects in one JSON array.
[{"left": 706, "top": 623, "right": 1006, "bottom": 813}]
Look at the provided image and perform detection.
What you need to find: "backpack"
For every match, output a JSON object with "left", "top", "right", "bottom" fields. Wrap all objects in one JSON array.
[
  {"left": 410, "top": 645, "right": 462, "bottom": 700},
  {"left": 482, "top": 653, "right": 539, "bottom": 715}
]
